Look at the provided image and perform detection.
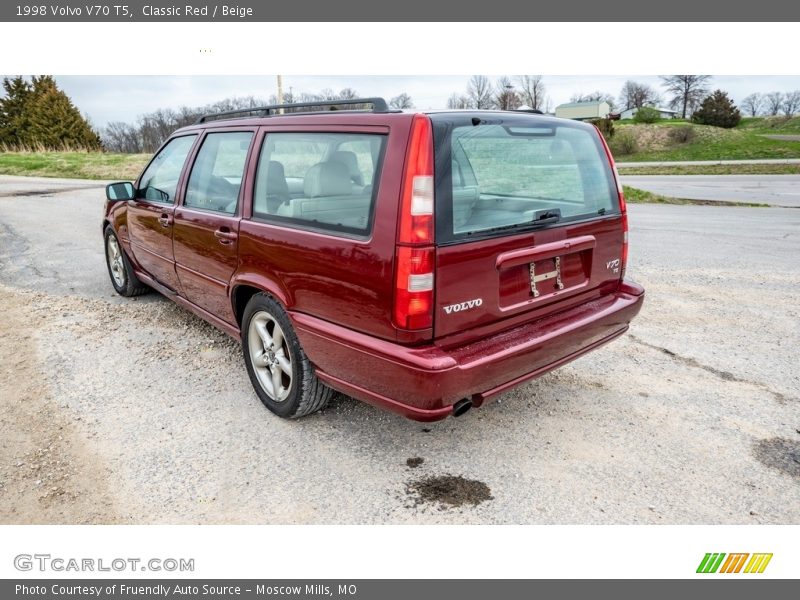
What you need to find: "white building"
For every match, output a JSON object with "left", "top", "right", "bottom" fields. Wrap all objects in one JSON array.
[
  {"left": 554, "top": 100, "right": 611, "bottom": 120},
  {"left": 619, "top": 106, "right": 679, "bottom": 120}
]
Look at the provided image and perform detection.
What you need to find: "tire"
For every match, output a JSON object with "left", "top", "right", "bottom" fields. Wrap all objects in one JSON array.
[
  {"left": 104, "top": 226, "right": 149, "bottom": 297},
  {"left": 242, "top": 293, "right": 332, "bottom": 419}
]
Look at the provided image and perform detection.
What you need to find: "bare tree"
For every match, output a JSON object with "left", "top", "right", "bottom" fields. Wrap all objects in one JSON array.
[
  {"left": 446, "top": 93, "right": 472, "bottom": 109},
  {"left": 660, "top": 75, "right": 712, "bottom": 118},
  {"left": 570, "top": 91, "right": 616, "bottom": 111},
  {"left": 389, "top": 93, "right": 414, "bottom": 109},
  {"left": 338, "top": 87, "right": 359, "bottom": 100},
  {"left": 619, "top": 80, "right": 660, "bottom": 110},
  {"left": 516, "top": 75, "right": 547, "bottom": 110},
  {"left": 740, "top": 93, "right": 765, "bottom": 117},
  {"left": 102, "top": 121, "right": 142, "bottom": 153},
  {"left": 466, "top": 75, "right": 494, "bottom": 109},
  {"left": 494, "top": 77, "right": 521, "bottom": 110},
  {"left": 765, "top": 92, "right": 785, "bottom": 116},
  {"left": 782, "top": 91, "right": 800, "bottom": 116}
]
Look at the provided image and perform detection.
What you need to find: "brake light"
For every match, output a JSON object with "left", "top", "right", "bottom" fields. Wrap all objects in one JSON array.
[
  {"left": 394, "top": 115, "right": 435, "bottom": 331},
  {"left": 595, "top": 125, "right": 628, "bottom": 280},
  {"left": 393, "top": 246, "right": 434, "bottom": 330},
  {"left": 398, "top": 114, "right": 434, "bottom": 245}
]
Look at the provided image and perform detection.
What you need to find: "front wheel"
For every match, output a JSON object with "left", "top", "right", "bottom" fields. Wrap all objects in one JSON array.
[
  {"left": 242, "top": 293, "right": 332, "bottom": 418},
  {"left": 104, "top": 226, "right": 149, "bottom": 297}
]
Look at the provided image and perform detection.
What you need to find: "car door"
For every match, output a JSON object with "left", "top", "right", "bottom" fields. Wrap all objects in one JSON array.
[
  {"left": 173, "top": 129, "right": 255, "bottom": 323},
  {"left": 128, "top": 134, "right": 198, "bottom": 292}
]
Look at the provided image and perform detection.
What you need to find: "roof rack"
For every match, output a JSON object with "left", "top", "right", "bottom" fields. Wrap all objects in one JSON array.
[{"left": 194, "top": 97, "right": 392, "bottom": 124}]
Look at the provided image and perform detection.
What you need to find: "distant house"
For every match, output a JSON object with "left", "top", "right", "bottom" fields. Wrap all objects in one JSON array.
[
  {"left": 554, "top": 100, "right": 611, "bottom": 120},
  {"left": 619, "top": 106, "right": 679, "bottom": 120}
]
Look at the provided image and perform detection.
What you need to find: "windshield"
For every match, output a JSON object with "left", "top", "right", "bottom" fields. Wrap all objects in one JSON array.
[{"left": 432, "top": 115, "right": 619, "bottom": 241}]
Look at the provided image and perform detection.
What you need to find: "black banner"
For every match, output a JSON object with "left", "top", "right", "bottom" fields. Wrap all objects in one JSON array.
[{"left": 1, "top": 0, "right": 800, "bottom": 22}]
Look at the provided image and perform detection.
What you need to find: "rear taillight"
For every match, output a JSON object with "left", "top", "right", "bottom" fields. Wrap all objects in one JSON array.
[
  {"left": 393, "top": 246, "right": 434, "bottom": 330},
  {"left": 595, "top": 125, "right": 628, "bottom": 280},
  {"left": 398, "top": 115, "right": 434, "bottom": 245},
  {"left": 394, "top": 115, "right": 435, "bottom": 330}
]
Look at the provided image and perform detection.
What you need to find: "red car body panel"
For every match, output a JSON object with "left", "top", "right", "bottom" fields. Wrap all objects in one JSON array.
[{"left": 103, "top": 108, "right": 644, "bottom": 421}]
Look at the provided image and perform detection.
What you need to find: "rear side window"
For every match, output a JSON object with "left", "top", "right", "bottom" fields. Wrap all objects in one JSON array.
[
  {"left": 137, "top": 135, "right": 196, "bottom": 203},
  {"left": 252, "top": 132, "right": 386, "bottom": 236},
  {"left": 185, "top": 131, "right": 253, "bottom": 214},
  {"left": 432, "top": 116, "right": 619, "bottom": 242}
]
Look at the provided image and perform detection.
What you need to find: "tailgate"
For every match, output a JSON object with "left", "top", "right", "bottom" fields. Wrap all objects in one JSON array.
[
  {"left": 434, "top": 218, "right": 624, "bottom": 337},
  {"left": 429, "top": 111, "right": 625, "bottom": 339}
]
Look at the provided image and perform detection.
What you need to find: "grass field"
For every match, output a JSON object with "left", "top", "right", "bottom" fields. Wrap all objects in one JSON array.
[
  {"left": 0, "top": 152, "right": 149, "bottom": 180},
  {"left": 611, "top": 121, "right": 800, "bottom": 163}
]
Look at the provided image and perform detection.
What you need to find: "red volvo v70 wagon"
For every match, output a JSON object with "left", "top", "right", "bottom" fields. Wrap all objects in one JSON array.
[{"left": 103, "top": 98, "right": 644, "bottom": 421}]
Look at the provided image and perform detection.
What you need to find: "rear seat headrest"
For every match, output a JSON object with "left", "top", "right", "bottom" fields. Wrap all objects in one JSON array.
[
  {"left": 331, "top": 150, "right": 364, "bottom": 186},
  {"left": 304, "top": 161, "right": 353, "bottom": 198},
  {"left": 266, "top": 160, "right": 289, "bottom": 196}
]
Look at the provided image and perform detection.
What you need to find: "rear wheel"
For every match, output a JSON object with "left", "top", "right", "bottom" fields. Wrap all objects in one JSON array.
[
  {"left": 104, "top": 226, "right": 149, "bottom": 297},
  {"left": 242, "top": 293, "right": 332, "bottom": 418}
]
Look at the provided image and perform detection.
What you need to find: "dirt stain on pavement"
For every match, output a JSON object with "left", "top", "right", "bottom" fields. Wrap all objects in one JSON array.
[
  {"left": 0, "top": 284, "right": 119, "bottom": 523},
  {"left": 753, "top": 437, "right": 800, "bottom": 479},
  {"left": 406, "top": 475, "right": 493, "bottom": 508},
  {"left": 406, "top": 457, "right": 424, "bottom": 469}
]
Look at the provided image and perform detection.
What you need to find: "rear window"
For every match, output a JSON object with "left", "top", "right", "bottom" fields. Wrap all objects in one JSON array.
[
  {"left": 432, "top": 115, "right": 619, "bottom": 242},
  {"left": 252, "top": 132, "right": 386, "bottom": 237}
]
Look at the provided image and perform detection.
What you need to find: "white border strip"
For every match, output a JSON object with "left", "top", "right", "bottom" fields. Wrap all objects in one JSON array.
[
  {"left": 1, "top": 23, "right": 799, "bottom": 75},
  {"left": 1, "top": 525, "right": 798, "bottom": 579}
]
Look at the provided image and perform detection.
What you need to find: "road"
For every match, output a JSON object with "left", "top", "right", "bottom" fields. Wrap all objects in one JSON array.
[
  {"left": 621, "top": 174, "right": 800, "bottom": 207},
  {"left": 1, "top": 175, "right": 798, "bottom": 525}
]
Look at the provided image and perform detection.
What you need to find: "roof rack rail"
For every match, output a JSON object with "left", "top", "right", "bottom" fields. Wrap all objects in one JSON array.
[{"left": 195, "top": 97, "right": 392, "bottom": 124}]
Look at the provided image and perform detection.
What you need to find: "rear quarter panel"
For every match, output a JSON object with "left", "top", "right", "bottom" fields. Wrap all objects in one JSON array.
[{"left": 233, "top": 117, "right": 415, "bottom": 340}]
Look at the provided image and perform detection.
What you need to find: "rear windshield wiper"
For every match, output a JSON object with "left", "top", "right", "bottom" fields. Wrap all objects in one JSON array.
[
  {"left": 470, "top": 208, "right": 562, "bottom": 235},
  {"left": 532, "top": 208, "right": 561, "bottom": 225}
]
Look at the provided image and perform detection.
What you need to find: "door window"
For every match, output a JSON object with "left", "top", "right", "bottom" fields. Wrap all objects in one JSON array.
[
  {"left": 185, "top": 131, "right": 254, "bottom": 214},
  {"left": 137, "top": 135, "right": 196, "bottom": 203}
]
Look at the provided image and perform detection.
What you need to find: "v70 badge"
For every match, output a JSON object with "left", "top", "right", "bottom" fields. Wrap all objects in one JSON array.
[{"left": 530, "top": 257, "right": 564, "bottom": 298}]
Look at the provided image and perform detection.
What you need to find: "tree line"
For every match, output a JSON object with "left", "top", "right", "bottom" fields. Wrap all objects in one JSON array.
[
  {"left": 447, "top": 75, "right": 800, "bottom": 120},
  {"left": 103, "top": 89, "right": 414, "bottom": 153}
]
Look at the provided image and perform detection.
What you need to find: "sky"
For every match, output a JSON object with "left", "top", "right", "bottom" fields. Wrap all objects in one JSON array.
[{"left": 3, "top": 75, "right": 800, "bottom": 128}]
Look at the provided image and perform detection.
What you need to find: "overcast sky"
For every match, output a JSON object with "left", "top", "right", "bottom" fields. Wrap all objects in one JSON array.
[{"left": 4, "top": 75, "right": 800, "bottom": 127}]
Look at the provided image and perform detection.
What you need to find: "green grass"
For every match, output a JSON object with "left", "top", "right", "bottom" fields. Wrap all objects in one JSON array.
[
  {"left": 0, "top": 152, "right": 149, "bottom": 180},
  {"left": 737, "top": 116, "right": 800, "bottom": 134},
  {"left": 618, "top": 163, "right": 800, "bottom": 176},
  {"left": 612, "top": 123, "right": 800, "bottom": 162},
  {"left": 623, "top": 185, "right": 769, "bottom": 207}
]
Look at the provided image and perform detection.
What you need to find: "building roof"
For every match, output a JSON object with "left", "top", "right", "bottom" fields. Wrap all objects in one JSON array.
[{"left": 555, "top": 100, "right": 609, "bottom": 109}]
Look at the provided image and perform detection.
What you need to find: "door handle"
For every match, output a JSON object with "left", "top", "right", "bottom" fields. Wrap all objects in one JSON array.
[
  {"left": 214, "top": 228, "right": 238, "bottom": 244},
  {"left": 158, "top": 214, "right": 172, "bottom": 227}
]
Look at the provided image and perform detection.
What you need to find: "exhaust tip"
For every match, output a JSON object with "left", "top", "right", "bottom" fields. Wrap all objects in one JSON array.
[{"left": 452, "top": 398, "right": 473, "bottom": 417}]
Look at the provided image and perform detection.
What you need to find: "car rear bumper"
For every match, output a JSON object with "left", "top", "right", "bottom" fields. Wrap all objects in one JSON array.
[{"left": 291, "top": 280, "right": 645, "bottom": 421}]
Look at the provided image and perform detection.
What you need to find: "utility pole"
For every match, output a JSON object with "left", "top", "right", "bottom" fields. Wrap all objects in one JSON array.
[{"left": 276, "top": 75, "right": 284, "bottom": 114}]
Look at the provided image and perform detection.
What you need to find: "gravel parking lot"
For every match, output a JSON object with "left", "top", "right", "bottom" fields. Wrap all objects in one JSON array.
[{"left": 0, "top": 175, "right": 798, "bottom": 524}]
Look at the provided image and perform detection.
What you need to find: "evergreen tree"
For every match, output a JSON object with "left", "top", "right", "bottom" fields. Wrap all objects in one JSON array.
[
  {"left": 0, "top": 75, "right": 101, "bottom": 149},
  {"left": 0, "top": 76, "right": 33, "bottom": 146},
  {"left": 691, "top": 90, "right": 741, "bottom": 129}
]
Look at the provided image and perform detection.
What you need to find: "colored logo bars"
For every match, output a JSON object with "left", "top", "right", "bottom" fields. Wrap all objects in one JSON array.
[{"left": 696, "top": 553, "right": 773, "bottom": 574}]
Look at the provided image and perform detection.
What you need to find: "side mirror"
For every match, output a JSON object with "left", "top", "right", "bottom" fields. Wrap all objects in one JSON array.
[{"left": 106, "top": 182, "right": 135, "bottom": 201}]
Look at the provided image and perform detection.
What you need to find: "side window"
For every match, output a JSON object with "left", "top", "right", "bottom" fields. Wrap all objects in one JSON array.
[
  {"left": 137, "top": 135, "right": 196, "bottom": 203},
  {"left": 185, "top": 131, "right": 254, "bottom": 214},
  {"left": 252, "top": 132, "right": 386, "bottom": 236}
]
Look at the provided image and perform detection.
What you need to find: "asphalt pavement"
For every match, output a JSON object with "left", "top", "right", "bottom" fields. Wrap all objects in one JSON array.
[
  {"left": 621, "top": 174, "right": 800, "bottom": 207},
  {"left": 1, "top": 175, "right": 798, "bottom": 525}
]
